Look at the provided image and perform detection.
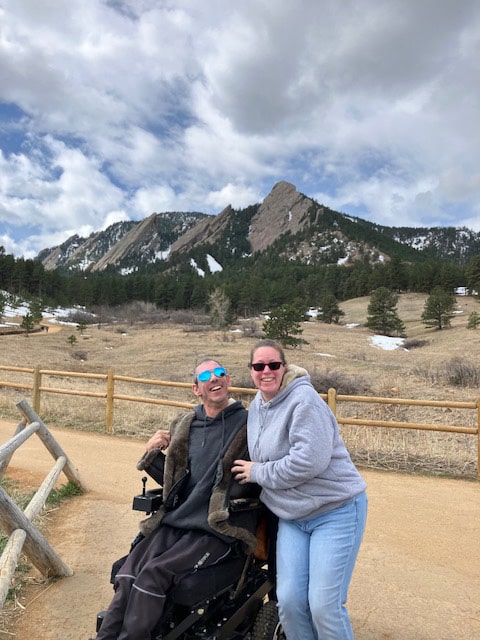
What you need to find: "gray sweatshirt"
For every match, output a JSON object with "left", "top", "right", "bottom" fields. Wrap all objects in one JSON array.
[{"left": 248, "top": 364, "right": 366, "bottom": 520}]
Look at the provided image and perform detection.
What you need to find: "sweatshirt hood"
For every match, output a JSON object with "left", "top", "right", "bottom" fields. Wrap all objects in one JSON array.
[
  {"left": 193, "top": 398, "right": 243, "bottom": 448},
  {"left": 193, "top": 397, "right": 241, "bottom": 421}
]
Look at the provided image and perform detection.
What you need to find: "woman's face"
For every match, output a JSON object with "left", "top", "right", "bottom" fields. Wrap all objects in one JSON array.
[{"left": 250, "top": 346, "right": 285, "bottom": 401}]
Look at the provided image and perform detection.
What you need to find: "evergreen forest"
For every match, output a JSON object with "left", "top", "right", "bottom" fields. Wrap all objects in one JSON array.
[{"left": 1, "top": 245, "right": 479, "bottom": 318}]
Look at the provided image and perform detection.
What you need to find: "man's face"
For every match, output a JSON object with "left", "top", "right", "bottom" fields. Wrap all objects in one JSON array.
[{"left": 193, "top": 360, "right": 231, "bottom": 411}]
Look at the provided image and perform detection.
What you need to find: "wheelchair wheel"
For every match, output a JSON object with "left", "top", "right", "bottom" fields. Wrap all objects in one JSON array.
[{"left": 251, "top": 600, "right": 285, "bottom": 640}]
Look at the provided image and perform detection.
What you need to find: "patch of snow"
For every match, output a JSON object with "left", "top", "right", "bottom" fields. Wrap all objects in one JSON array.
[
  {"left": 370, "top": 335, "right": 406, "bottom": 351},
  {"left": 156, "top": 248, "right": 170, "bottom": 260},
  {"left": 206, "top": 254, "right": 222, "bottom": 273},
  {"left": 315, "top": 353, "right": 336, "bottom": 358},
  {"left": 190, "top": 258, "right": 205, "bottom": 278}
]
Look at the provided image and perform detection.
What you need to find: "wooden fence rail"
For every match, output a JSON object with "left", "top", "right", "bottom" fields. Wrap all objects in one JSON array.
[
  {"left": 0, "top": 400, "right": 87, "bottom": 609},
  {"left": 0, "top": 364, "right": 478, "bottom": 478}
]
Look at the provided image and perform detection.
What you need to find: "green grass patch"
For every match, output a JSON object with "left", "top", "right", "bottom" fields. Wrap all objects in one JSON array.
[
  {"left": 0, "top": 478, "right": 83, "bottom": 555},
  {"left": 46, "top": 481, "right": 83, "bottom": 506}
]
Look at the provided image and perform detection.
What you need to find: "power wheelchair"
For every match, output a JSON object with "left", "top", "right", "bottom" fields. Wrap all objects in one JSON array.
[{"left": 96, "top": 478, "right": 285, "bottom": 640}]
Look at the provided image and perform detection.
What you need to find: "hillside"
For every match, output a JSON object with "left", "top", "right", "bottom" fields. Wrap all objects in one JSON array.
[{"left": 1, "top": 294, "right": 480, "bottom": 638}]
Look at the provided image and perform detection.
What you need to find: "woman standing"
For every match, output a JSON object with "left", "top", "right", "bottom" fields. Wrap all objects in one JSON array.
[{"left": 233, "top": 339, "right": 367, "bottom": 640}]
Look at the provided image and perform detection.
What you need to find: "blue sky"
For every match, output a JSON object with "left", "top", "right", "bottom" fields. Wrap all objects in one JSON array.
[{"left": 1, "top": 0, "right": 479, "bottom": 258}]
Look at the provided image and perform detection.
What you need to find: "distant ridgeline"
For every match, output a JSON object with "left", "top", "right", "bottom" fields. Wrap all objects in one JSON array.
[{"left": 1, "top": 182, "right": 480, "bottom": 313}]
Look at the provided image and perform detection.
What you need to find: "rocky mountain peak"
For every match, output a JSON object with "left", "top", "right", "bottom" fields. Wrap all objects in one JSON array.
[
  {"left": 169, "top": 205, "right": 234, "bottom": 255},
  {"left": 93, "top": 213, "right": 158, "bottom": 271},
  {"left": 248, "top": 181, "right": 313, "bottom": 253}
]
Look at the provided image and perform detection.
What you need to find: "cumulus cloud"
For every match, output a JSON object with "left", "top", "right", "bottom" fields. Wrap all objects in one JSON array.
[{"left": 0, "top": 0, "right": 479, "bottom": 258}]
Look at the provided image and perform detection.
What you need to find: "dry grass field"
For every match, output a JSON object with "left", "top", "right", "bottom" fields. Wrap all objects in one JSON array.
[
  {"left": 1, "top": 294, "right": 480, "bottom": 640},
  {"left": 1, "top": 292, "right": 479, "bottom": 477}
]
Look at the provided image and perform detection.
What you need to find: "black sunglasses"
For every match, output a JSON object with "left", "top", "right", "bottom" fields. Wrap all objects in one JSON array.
[{"left": 250, "top": 361, "right": 284, "bottom": 372}]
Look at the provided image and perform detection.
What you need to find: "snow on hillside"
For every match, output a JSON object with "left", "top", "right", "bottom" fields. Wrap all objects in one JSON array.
[{"left": 1, "top": 291, "right": 86, "bottom": 327}]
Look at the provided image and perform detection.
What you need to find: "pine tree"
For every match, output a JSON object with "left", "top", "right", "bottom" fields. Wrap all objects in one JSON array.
[
  {"left": 0, "top": 291, "right": 5, "bottom": 321},
  {"left": 29, "top": 298, "right": 44, "bottom": 324},
  {"left": 318, "top": 292, "right": 345, "bottom": 324},
  {"left": 263, "top": 304, "right": 307, "bottom": 347},
  {"left": 467, "top": 311, "right": 480, "bottom": 329},
  {"left": 465, "top": 256, "right": 480, "bottom": 296},
  {"left": 20, "top": 313, "right": 35, "bottom": 337},
  {"left": 365, "top": 287, "right": 406, "bottom": 337},
  {"left": 421, "top": 287, "right": 455, "bottom": 330}
]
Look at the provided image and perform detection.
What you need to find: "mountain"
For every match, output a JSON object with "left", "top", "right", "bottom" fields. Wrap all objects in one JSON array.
[
  {"left": 36, "top": 182, "right": 480, "bottom": 273},
  {"left": 37, "top": 211, "right": 207, "bottom": 273}
]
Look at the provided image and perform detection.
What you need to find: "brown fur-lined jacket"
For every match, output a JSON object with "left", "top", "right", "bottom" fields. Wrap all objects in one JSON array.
[{"left": 136, "top": 404, "right": 261, "bottom": 551}]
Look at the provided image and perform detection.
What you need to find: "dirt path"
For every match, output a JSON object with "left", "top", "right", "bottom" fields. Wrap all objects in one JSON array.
[{"left": 0, "top": 420, "right": 479, "bottom": 640}]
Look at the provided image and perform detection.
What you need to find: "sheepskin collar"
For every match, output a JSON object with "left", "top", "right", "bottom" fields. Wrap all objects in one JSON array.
[
  {"left": 139, "top": 406, "right": 258, "bottom": 550},
  {"left": 278, "top": 363, "right": 309, "bottom": 394}
]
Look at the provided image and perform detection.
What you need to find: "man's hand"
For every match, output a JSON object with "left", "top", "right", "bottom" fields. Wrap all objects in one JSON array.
[
  {"left": 232, "top": 459, "right": 255, "bottom": 484},
  {"left": 146, "top": 429, "right": 170, "bottom": 452}
]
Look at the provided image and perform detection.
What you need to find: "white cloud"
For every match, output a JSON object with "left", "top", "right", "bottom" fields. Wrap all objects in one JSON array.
[
  {"left": 205, "top": 183, "right": 262, "bottom": 210},
  {"left": 1, "top": 0, "right": 480, "bottom": 257},
  {"left": 132, "top": 184, "right": 178, "bottom": 215}
]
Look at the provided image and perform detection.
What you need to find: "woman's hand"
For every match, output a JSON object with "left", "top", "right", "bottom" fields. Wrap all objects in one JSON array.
[
  {"left": 146, "top": 429, "right": 170, "bottom": 452},
  {"left": 232, "top": 459, "right": 255, "bottom": 484}
]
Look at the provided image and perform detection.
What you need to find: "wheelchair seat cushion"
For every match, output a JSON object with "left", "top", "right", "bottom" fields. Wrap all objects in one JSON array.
[{"left": 172, "top": 554, "right": 246, "bottom": 606}]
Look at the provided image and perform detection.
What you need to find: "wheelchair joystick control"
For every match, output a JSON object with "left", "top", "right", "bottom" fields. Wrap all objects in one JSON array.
[{"left": 132, "top": 476, "right": 163, "bottom": 514}]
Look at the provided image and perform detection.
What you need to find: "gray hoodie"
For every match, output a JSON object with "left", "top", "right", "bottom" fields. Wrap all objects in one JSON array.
[{"left": 249, "top": 364, "right": 366, "bottom": 521}]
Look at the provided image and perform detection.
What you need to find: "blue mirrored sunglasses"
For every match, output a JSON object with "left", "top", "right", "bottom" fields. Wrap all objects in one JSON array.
[{"left": 197, "top": 366, "right": 227, "bottom": 382}]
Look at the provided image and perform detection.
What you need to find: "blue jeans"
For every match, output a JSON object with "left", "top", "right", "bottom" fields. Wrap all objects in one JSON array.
[{"left": 276, "top": 491, "right": 367, "bottom": 640}]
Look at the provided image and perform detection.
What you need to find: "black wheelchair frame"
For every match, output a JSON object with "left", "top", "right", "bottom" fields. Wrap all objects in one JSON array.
[{"left": 96, "top": 479, "right": 284, "bottom": 640}]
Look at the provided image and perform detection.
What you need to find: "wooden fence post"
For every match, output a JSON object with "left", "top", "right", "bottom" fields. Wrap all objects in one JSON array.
[
  {"left": 0, "top": 485, "right": 72, "bottom": 579},
  {"left": 477, "top": 398, "right": 480, "bottom": 481},
  {"left": 0, "top": 420, "right": 26, "bottom": 479},
  {"left": 106, "top": 368, "right": 115, "bottom": 434},
  {"left": 328, "top": 387, "right": 337, "bottom": 416},
  {"left": 32, "top": 365, "right": 41, "bottom": 413},
  {"left": 15, "top": 400, "right": 86, "bottom": 490}
]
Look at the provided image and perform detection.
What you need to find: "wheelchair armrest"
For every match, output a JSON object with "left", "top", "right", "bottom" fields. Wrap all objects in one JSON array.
[{"left": 228, "top": 497, "right": 262, "bottom": 512}]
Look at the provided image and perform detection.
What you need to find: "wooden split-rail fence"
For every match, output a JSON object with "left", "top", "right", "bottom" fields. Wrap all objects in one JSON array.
[
  {"left": 0, "top": 364, "right": 479, "bottom": 478},
  {"left": 0, "top": 400, "right": 86, "bottom": 609}
]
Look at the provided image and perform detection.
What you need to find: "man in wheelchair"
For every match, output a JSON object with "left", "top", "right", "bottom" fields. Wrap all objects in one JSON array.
[{"left": 93, "top": 359, "right": 265, "bottom": 640}]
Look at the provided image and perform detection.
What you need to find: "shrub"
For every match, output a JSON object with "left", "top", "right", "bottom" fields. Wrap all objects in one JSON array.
[
  {"left": 444, "top": 358, "right": 480, "bottom": 388},
  {"left": 66, "top": 310, "right": 96, "bottom": 325},
  {"left": 467, "top": 311, "right": 480, "bottom": 329},
  {"left": 403, "top": 338, "right": 429, "bottom": 350},
  {"left": 71, "top": 350, "right": 88, "bottom": 361},
  {"left": 309, "top": 368, "right": 371, "bottom": 395},
  {"left": 413, "top": 357, "right": 480, "bottom": 388}
]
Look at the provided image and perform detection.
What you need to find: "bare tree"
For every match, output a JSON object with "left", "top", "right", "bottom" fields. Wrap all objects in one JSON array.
[{"left": 208, "top": 288, "right": 232, "bottom": 332}]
